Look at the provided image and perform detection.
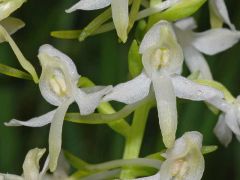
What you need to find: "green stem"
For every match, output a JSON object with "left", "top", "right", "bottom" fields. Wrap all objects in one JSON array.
[
  {"left": 97, "top": 102, "right": 131, "bottom": 138},
  {"left": 120, "top": 101, "right": 153, "bottom": 179}
]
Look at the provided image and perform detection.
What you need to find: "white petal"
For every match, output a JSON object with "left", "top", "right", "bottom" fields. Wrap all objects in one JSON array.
[
  {"left": 0, "top": 0, "right": 26, "bottom": 21},
  {"left": 49, "top": 99, "right": 72, "bottom": 172},
  {"left": 111, "top": 0, "right": 129, "bottom": 43},
  {"left": 75, "top": 86, "right": 112, "bottom": 115},
  {"left": 214, "top": 114, "right": 233, "bottom": 147},
  {"left": 171, "top": 75, "right": 224, "bottom": 101},
  {"left": 209, "top": 0, "right": 235, "bottom": 30},
  {"left": 4, "top": 109, "right": 57, "bottom": 127},
  {"left": 152, "top": 74, "right": 177, "bottom": 148},
  {"left": 225, "top": 108, "right": 240, "bottom": 136},
  {"left": 65, "top": 0, "right": 111, "bottom": 13},
  {"left": 174, "top": 17, "right": 197, "bottom": 30},
  {"left": 23, "top": 148, "right": 46, "bottom": 180},
  {"left": 103, "top": 72, "right": 151, "bottom": 104},
  {"left": 192, "top": 28, "right": 240, "bottom": 55},
  {"left": 182, "top": 45, "right": 213, "bottom": 80},
  {"left": 0, "top": 174, "right": 23, "bottom": 180},
  {"left": 206, "top": 96, "right": 231, "bottom": 112},
  {"left": 0, "top": 17, "right": 25, "bottom": 43}
]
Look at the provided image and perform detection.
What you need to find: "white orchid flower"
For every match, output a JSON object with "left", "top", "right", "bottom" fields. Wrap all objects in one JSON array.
[
  {"left": 66, "top": 0, "right": 129, "bottom": 43},
  {"left": 0, "top": 148, "right": 48, "bottom": 180},
  {"left": 5, "top": 44, "right": 112, "bottom": 172},
  {"left": 103, "top": 20, "right": 224, "bottom": 148},
  {"left": 209, "top": 0, "right": 235, "bottom": 30},
  {"left": 0, "top": 149, "right": 70, "bottom": 180},
  {"left": 135, "top": 131, "right": 204, "bottom": 180},
  {"left": 174, "top": 17, "right": 240, "bottom": 80},
  {"left": 0, "top": 0, "right": 26, "bottom": 41},
  {"left": 207, "top": 95, "right": 240, "bottom": 146}
]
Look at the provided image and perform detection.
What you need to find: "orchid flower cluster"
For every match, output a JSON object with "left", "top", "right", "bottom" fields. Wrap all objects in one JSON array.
[{"left": 0, "top": 0, "right": 240, "bottom": 179}]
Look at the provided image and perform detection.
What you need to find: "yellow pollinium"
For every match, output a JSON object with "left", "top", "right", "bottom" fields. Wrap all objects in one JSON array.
[
  {"left": 171, "top": 159, "right": 189, "bottom": 179},
  {"left": 151, "top": 48, "right": 170, "bottom": 70},
  {"left": 49, "top": 75, "right": 68, "bottom": 97}
]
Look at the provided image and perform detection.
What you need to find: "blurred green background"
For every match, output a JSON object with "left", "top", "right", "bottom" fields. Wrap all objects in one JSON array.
[{"left": 0, "top": 0, "right": 240, "bottom": 179}]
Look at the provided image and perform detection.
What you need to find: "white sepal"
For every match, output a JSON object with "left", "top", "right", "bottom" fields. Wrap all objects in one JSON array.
[
  {"left": 111, "top": 0, "right": 129, "bottom": 43},
  {"left": 4, "top": 109, "right": 57, "bottom": 127},
  {"left": 103, "top": 72, "right": 151, "bottom": 104},
  {"left": 214, "top": 114, "right": 233, "bottom": 147},
  {"left": 66, "top": 0, "right": 111, "bottom": 13},
  {"left": 182, "top": 45, "right": 213, "bottom": 80},
  {"left": 75, "top": 86, "right": 112, "bottom": 115},
  {"left": 209, "top": 0, "right": 235, "bottom": 30},
  {"left": 192, "top": 28, "right": 240, "bottom": 55},
  {"left": 23, "top": 148, "right": 46, "bottom": 180},
  {"left": 172, "top": 76, "right": 224, "bottom": 101}
]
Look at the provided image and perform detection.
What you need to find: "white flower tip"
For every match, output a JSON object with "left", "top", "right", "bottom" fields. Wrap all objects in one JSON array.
[
  {"left": 65, "top": 7, "right": 75, "bottom": 13},
  {"left": 38, "top": 44, "right": 54, "bottom": 55},
  {"left": 4, "top": 119, "right": 21, "bottom": 126},
  {"left": 23, "top": 148, "right": 46, "bottom": 179},
  {"left": 65, "top": 0, "right": 111, "bottom": 13},
  {"left": 185, "top": 131, "right": 203, "bottom": 147},
  {"left": 120, "top": 32, "right": 128, "bottom": 43}
]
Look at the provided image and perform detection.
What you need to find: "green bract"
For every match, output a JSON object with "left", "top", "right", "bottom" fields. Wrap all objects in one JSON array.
[{"left": 148, "top": 0, "right": 207, "bottom": 27}]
